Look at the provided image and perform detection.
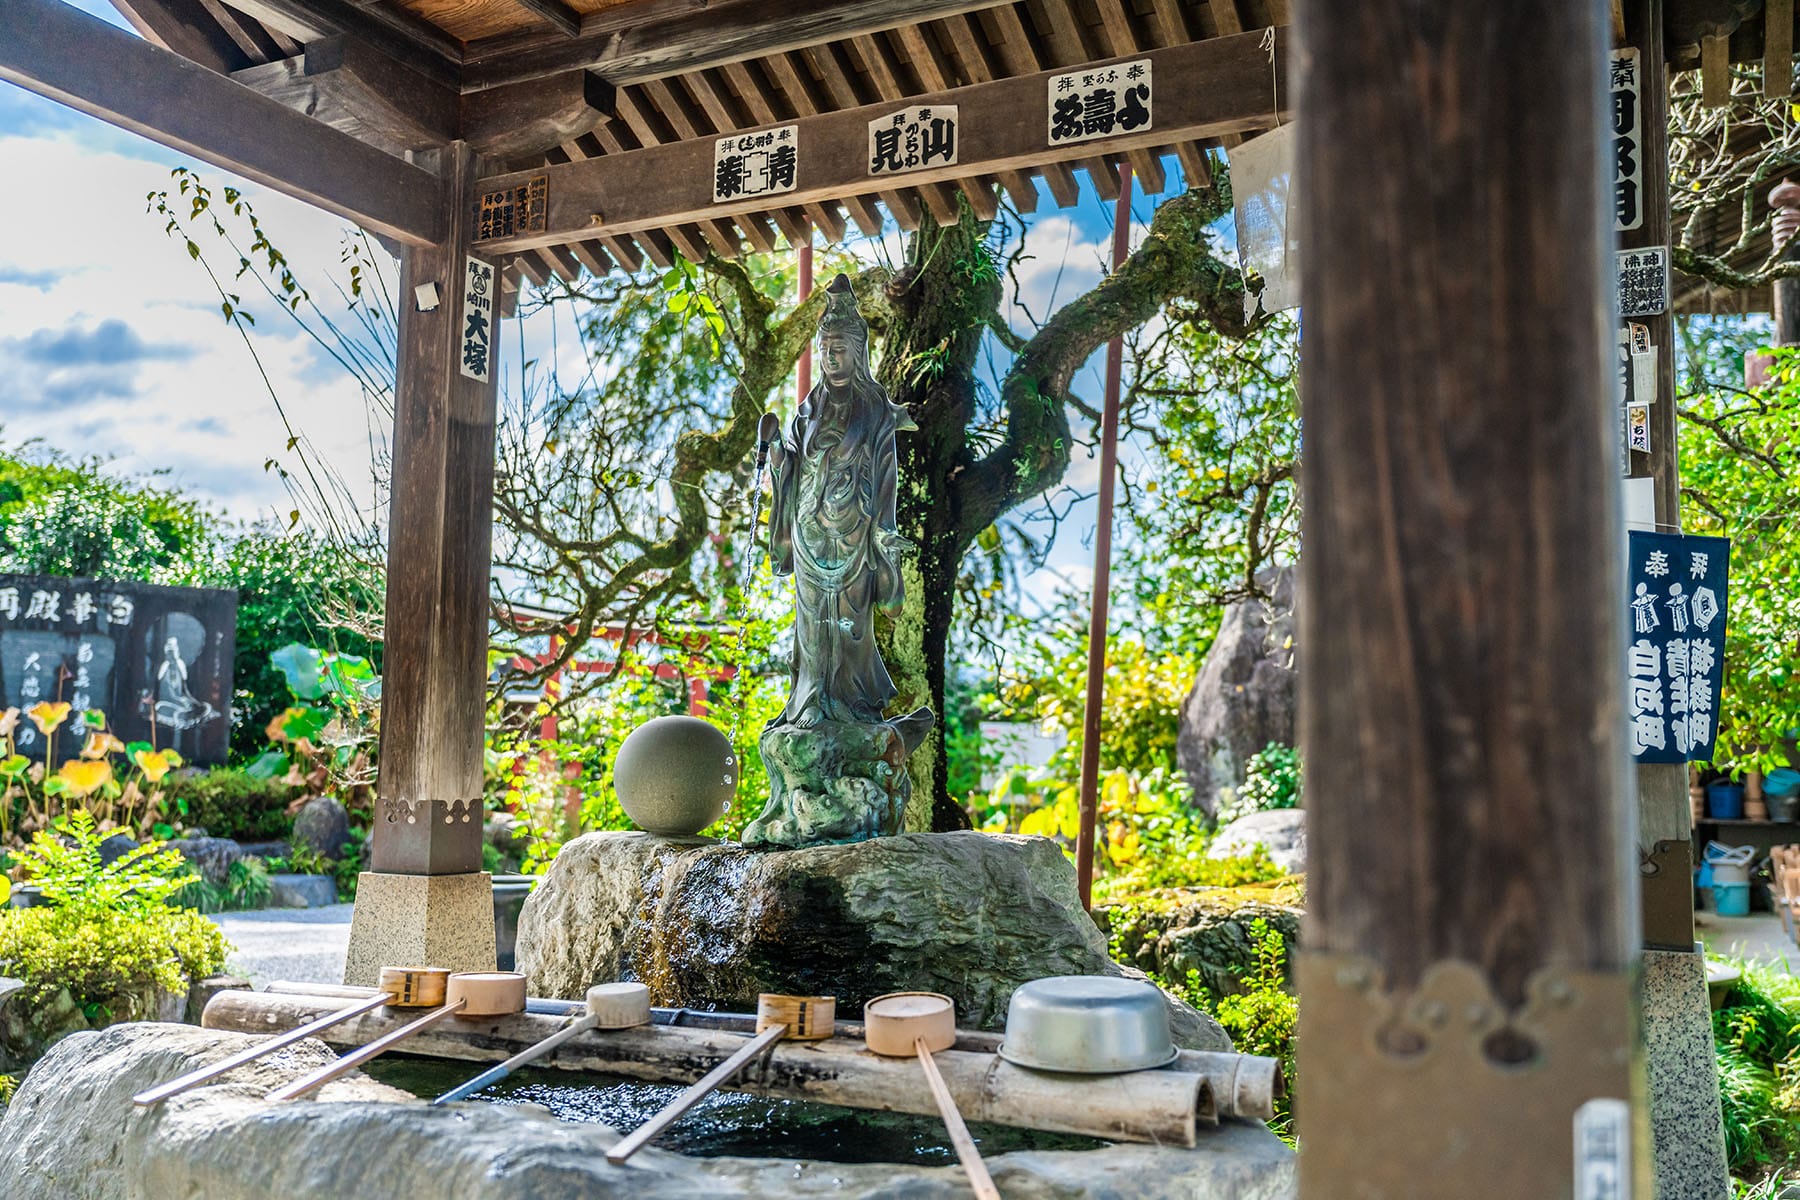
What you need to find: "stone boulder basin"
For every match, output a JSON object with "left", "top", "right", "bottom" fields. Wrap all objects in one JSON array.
[
  {"left": 0, "top": 1023, "right": 1297, "bottom": 1200},
  {"left": 517, "top": 829, "right": 1232, "bottom": 1050}
]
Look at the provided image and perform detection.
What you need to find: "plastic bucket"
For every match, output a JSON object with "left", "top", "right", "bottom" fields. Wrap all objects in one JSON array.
[
  {"left": 1708, "top": 782, "right": 1747, "bottom": 820},
  {"left": 1714, "top": 881, "right": 1751, "bottom": 916}
]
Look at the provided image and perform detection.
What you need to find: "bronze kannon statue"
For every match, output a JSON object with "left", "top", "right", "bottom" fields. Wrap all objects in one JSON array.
[{"left": 743, "top": 274, "right": 933, "bottom": 848}]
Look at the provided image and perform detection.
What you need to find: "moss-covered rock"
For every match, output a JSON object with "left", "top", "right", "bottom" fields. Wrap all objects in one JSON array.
[
  {"left": 518, "top": 829, "right": 1231, "bottom": 1049},
  {"left": 1096, "top": 882, "right": 1303, "bottom": 1000}
]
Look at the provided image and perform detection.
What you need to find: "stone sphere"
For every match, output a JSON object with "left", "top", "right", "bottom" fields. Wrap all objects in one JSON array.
[{"left": 614, "top": 716, "right": 738, "bottom": 836}]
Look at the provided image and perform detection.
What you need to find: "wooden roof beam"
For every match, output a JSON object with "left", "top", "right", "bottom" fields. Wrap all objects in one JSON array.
[
  {"left": 109, "top": 0, "right": 250, "bottom": 74},
  {"left": 460, "top": 0, "right": 1024, "bottom": 92},
  {"left": 461, "top": 71, "right": 616, "bottom": 160},
  {"left": 1, "top": 0, "right": 445, "bottom": 246},
  {"left": 214, "top": 0, "right": 461, "bottom": 86},
  {"left": 940, "top": 13, "right": 1040, "bottom": 212},
  {"left": 231, "top": 36, "right": 456, "bottom": 154},
  {"left": 511, "top": 0, "right": 581, "bottom": 39},
  {"left": 475, "top": 28, "right": 1292, "bottom": 255}
]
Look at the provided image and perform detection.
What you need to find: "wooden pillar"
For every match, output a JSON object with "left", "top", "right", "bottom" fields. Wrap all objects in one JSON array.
[
  {"left": 1294, "top": 3, "right": 1642, "bottom": 1196},
  {"left": 346, "top": 142, "right": 500, "bottom": 983},
  {"left": 1621, "top": 0, "right": 1696, "bottom": 957}
]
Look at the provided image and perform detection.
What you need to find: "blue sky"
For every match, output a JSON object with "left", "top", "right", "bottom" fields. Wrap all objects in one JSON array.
[{"left": 0, "top": 11, "right": 1199, "bottom": 605}]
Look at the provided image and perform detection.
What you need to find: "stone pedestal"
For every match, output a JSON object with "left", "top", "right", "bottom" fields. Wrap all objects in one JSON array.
[
  {"left": 344, "top": 871, "right": 495, "bottom": 986},
  {"left": 1642, "top": 948, "right": 1730, "bottom": 1200}
]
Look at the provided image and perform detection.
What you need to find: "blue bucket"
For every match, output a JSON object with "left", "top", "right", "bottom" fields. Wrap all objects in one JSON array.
[
  {"left": 1715, "top": 881, "right": 1751, "bottom": 916},
  {"left": 1708, "top": 782, "right": 1747, "bottom": 820}
]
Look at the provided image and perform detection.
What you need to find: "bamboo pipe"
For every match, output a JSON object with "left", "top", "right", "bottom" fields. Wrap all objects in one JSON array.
[
  {"left": 266, "top": 1000, "right": 467, "bottom": 1101},
  {"left": 264, "top": 983, "right": 1282, "bottom": 1122},
  {"left": 205, "top": 991, "right": 1215, "bottom": 1146}
]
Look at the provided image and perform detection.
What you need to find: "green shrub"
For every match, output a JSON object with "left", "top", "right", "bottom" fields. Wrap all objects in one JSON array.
[
  {"left": 1239, "top": 743, "right": 1301, "bottom": 811},
  {"left": 166, "top": 770, "right": 296, "bottom": 841},
  {"left": 9, "top": 811, "right": 191, "bottom": 919},
  {"left": 0, "top": 905, "right": 226, "bottom": 1023},
  {"left": 1711, "top": 958, "right": 1800, "bottom": 1182},
  {"left": 0, "top": 1074, "right": 15, "bottom": 1108},
  {"left": 0, "top": 809, "right": 229, "bottom": 1023}
]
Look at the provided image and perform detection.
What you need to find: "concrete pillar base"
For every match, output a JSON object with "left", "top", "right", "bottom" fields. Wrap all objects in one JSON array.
[
  {"left": 1643, "top": 948, "right": 1730, "bottom": 1200},
  {"left": 344, "top": 871, "right": 496, "bottom": 986}
]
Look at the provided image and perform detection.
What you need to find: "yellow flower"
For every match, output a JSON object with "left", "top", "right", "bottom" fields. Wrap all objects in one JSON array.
[
  {"left": 81, "top": 732, "right": 125, "bottom": 760},
  {"left": 133, "top": 749, "right": 173, "bottom": 783},
  {"left": 26, "top": 702, "right": 71, "bottom": 736},
  {"left": 57, "top": 759, "right": 113, "bottom": 798},
  {"left": 0, "top": 708, "right": 17, "bottom": 737}
]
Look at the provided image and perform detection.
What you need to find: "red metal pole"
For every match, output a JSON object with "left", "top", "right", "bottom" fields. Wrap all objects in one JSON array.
[
  {"left": 1075, "top": 163, "right": 1134, "bottom": 911},
  {"left": 797, "top": 240, "right": 814, "bottom": 399}
]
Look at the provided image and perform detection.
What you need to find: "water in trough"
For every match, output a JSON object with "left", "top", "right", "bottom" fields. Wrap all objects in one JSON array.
[{"left": 363, "top": 1055, "right": 1110, "bottom": 1165}]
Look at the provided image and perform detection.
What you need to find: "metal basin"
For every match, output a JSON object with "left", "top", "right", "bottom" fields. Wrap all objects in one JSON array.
[{"left": 999, "top": 976, "right": 1177, "bottom": 1074}]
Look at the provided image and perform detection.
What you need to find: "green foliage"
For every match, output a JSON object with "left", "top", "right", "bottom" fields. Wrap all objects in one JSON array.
[
  {"left": 0, "top": 810, "right": 228, "bottom": 1024},
  {"left": 988, "top": 628, "right": 1199, "bottom": 786},
  {"left": 1218, "top": 742, "right": 1302, "bottom": 826},
  {"left": 1152, "top": 917, "right": 1297, "bottom": 1142},
  {"left": 0, "top": 444, "right": 218, "bottom": 583},
  {"left": 166, "top": 769, "right": 296, "bottom": 841},
  {"left": 0, "top": 1073, "right": 15, "bottom": 1108},
  {"left": 0, "top": 903, "right": 226, "bottom": 1024},
  {"left": 10, "top": 810, "right": 192, "bottom": 919},
  {"left": 973, "top": 764, "right": 1284, "bottom": 896},
  {"left": 1710, "top": 957, "right": 1800, "bottom": 1181},
  {"left": 172, "top": 855, "right": 272, "bottom": 914},
  {"left": 1675, "top": 322, "right": 1800, "bottom": 772},
  {"left": 1124, "top": 311, "right": 1300, "bottom": 627}
]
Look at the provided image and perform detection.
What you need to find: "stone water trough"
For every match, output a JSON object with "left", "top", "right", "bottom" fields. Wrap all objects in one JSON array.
[{"left": 0, "top": 830, "right": 1295, "bottom": 1198}]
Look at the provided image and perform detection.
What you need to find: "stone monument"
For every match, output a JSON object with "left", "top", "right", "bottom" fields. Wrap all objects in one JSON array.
[{"left": 743, "top": 274, "right": 932, "bottom": 848}]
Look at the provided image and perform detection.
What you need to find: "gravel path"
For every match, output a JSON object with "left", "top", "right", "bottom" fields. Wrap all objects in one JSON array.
[{"left": 209, "top": 904, "right": 353, "bottom": 987}]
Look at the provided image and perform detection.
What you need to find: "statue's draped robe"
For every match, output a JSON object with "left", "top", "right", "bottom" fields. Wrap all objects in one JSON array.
[{"left": 767, "top": 375, "right": 915, "bottom": 729}]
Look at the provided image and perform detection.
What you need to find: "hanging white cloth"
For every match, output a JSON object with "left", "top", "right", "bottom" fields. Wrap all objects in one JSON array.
[{"left": 1229, "top": 123, "right": 1299, "bottom": 319}]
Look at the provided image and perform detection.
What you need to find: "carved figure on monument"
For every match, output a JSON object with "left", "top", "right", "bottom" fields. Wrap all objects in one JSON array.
[{"left": 743, "top": 274, "right": 933, "bottom": 848}]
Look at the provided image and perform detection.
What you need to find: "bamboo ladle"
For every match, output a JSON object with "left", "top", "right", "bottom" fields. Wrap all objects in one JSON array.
[
  {"left": 431, "top": 982, "right": 653, "bottom": 1106},
  {"left": 605, "top": 993, "right": 834, "bottom": 1165},
  {"left": 268, "top": 970, "right": 527, "bottom": 1102},
  {"left": 132, "top": 966, "right": 452, "bottom": 1107},
  {"left": 864, "top": 992, "right": 1000, "bottom": 1200}
]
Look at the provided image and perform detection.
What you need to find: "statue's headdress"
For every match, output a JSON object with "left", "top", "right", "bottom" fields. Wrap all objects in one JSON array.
[{"left": 818, "top": 273, "right": 868, "bottom": 349}]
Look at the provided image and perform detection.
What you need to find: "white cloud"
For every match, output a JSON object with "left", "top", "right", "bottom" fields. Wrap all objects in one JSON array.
[{"left": 0, "top": 126, "right": 390, "bottom": 523}]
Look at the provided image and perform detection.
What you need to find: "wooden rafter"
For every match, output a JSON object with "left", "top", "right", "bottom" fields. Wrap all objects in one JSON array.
[
  {"left": 216, "top": 0, "right": 462, "bottom": 85},
  {"left": 475, "top": 28, "right": 1291, "bottom": 256},
  {"left": 460, "top": 0, "right": 1020, "bottom": 91},
  {"left": 1, "top": 0, "right": 445, "bottom": 245}
]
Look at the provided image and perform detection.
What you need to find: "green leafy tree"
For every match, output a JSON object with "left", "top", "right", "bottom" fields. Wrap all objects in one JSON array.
[{"left": 1675, "top": 318, "right": 1800, "bottom": 771}]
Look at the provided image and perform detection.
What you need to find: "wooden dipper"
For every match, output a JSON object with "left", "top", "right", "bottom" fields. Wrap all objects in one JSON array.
[{"left": 864, "top": 992, "right": 999, "bottom": 1200}]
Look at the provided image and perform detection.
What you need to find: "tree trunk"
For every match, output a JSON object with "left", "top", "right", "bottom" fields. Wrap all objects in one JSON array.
[{"left": 876, "top": 209, "right": 997, "bottom": 831}]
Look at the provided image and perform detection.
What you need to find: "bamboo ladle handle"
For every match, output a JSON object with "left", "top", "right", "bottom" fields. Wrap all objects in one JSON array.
[
  {"left": 606, "top": 1023, "right": 788, "bottom": 1165},
  {"left": 266, "top": 999, "right": 467, "bottom": 1101},
  {"left": 915, "top": 1037, "right": 1000, "bottom": 1200},
  {"left": 132, "top": 992, "right": 393, "bottom": 1106}
]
